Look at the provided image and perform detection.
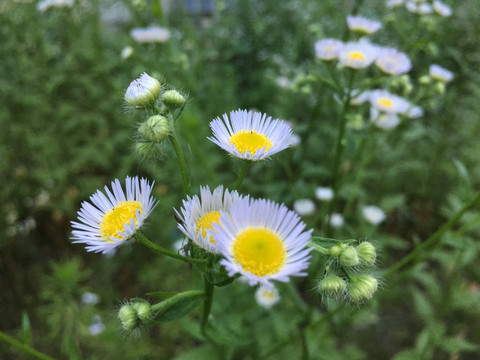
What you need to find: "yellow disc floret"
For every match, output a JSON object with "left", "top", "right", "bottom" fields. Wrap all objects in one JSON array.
[
  {"left": 347, "top": 51, "right": 366, "bottom": 61},
  {"left": 196, "top": 211, "right": 222, "bottom": 243},
  {"left": 229, "top": 130, "right": 273, "bottom": 155},
  {"left": 378, "top": 97, "right": 394, "bottom": 108},
  {"left": 233, "top": 227, "right": 286, "bottom": 276},
  {"left": 100, "top": 201, "right": 143, "bottom": 242}
]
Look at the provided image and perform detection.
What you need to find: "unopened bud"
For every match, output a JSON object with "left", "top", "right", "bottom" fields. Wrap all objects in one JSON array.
[
  {"left": 138, "top": 115, "right": 169, "bottom": 142},
  {"left": 339, "top": 246, "right": 360, "bottom": 267},
  {"left": 318, "top": 275, "right": 347, "bottom": 297},
  {"left": 435, "top": 82, "right": 446, "bottom": 95},
  {"left": 356, "top": 242, "right": 377, "bottom": 267},
  {"left": 118, "top": 304, "right": 138, "bottom": 331},
  {"left": 135, "top": 142, "right": 161, "bottom": 160},
  {"left": 419, "top": 75, "right": 431, "bottom": 85},
  {"left": 125, "top": 73, "right": 161, "bottom": 108},
  {"left": 348, "top": 274, "right": 378, "bottom": 303},
  {"left": 329, "top": 244, "right": 344, "bottom": 258},
  {"left": 162, "top": 90, "right": 186, "bottom": 109},
  {"left": 132, "top": 302, "right": 152, "bottom": 323}
]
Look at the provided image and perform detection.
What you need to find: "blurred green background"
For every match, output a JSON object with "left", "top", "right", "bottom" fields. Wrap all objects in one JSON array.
[{"left": 1, "top": 0, "right": 480, "bottom": 359}]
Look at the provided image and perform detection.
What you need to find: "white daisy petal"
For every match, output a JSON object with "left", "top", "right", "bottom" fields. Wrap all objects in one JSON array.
[
  {"left": 338, "top": 42, "right": 380, "bottom": 69},
  {"left": 375, "top": 47, "right": 412, "bottom": 75},
  {"left": 347, "top": 15, "right": 382, "bottom": 35},
  {"left": 429, "top": 64, "right": 454, "bottom": 82},
  {"left": 314, "top": 38, "right": 344, "bottom": 61},
  {"left": 369, "top": 89, "right": 411, "bottom": 114}
]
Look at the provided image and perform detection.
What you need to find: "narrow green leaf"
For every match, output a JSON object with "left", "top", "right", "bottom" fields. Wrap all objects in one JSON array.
[
  {"left": 151, "top": 0, "right": 164, "bottom": 19},
  {"left": 21, "top": 312, "right": 31, "bottom": 346}
]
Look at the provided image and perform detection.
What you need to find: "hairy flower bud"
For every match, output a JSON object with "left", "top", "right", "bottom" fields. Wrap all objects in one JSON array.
[
  {"left": 318, "top": 275, "right": 347, "bottom": 297},
  {"left": 125, "top": 73, "right": 161, "bottom": 108},
  {"left": 348, "top": 274, "right": 378, "bottom": 303},
  {"left": 138, "top": 115, "right": 169, "bottom": 142},
  {"left": 356, "top": 242, "right": 377, "bottom": 267},
  {"left": 118, "top": 304, "right": 138, "bottom": 331},
  {"left": 339, "top": 246, "right": 360, "bottom": 267},
  {"left": 132, "top": 302, "right": 152, "bottom": 323},
  {"left": 162, "top": 90, "right": 186, "bottom": 109},
  {"left": 329, "top": 244, "right": 344, "bottom": 258}
]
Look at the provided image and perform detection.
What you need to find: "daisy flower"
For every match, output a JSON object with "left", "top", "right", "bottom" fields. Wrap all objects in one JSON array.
[
  {"left": 370, "top": 107, "right": 400, "bottom": 130},
  {"left": 328, "top": 213, "right": 344, "bottom": 228},
  {"left": 71, "top": 176, "right": 157, "bottom": 254},
  {"left": 346, "top": 15, "right": 382, "bottom": 35},
  {"left": 314, "top": 38, "right": 344, "bottom": 61},
  {"left": 208, "top": 109, "right": 292, "bottom": 161},
  {"left": 315, "top": 187, "right": 334, "bottom": 201},
  {"left": 293, "top": 199, "right": 316, "bottom": 216},
  {"left": 255, "top": 285, "right": 280, "bottom": 309},
  {"left": 429, "top": 64, "right": 454, "bottom": 82},
  {"left": 175, "top": 185, "right": 242, "bottom": 254},
  {"left": 375, "top": 48, "right": 412, "bottom": 75},
  {"left": 130, "top": 26, "right": 171, "bottom": 44},
  {"left": 215, "top": 197, "right": 313, "bottom": 287},
  {"left": 338, "top": 41, "right": 379, "bottom": 69},
  {"left": 433, "top": 0, "right": 452, "bottom": 17},
  {"left": 124, "top": 73, "right": 161, "bottom": 108},
  {"left": 406, "top": 1, "right": 433, "bottom": 14},
  {"left": 385, "top": 0, "right": 405, "bottom": 8},
  {"left": 369, "top": 89, "right": 411, "bottom": 114},
  {"left": 362, "top": 205, "right": 386, "bottom": 225}
]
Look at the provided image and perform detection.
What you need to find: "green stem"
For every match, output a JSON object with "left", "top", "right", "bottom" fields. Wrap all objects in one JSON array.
[
  {"left": 168, "top": 135, "right": 191, "bottom": 196},
  {"left": 235, "top": 160, "right": 251, "bottom": 191},
  {"left": 136, "top": 232, "right": 207, "bottom": 264},
  {"left": 151, "top": 290, "right": 205, "bottom": 312},
  {"left": 383, "top": 189, "right": 480, "bottom": 279},
  {"left": 0, "top": 331, "right": 56, "bottom": 360},
  {"left": 201, "top": 277, "right": 214, "bottom": 336}
]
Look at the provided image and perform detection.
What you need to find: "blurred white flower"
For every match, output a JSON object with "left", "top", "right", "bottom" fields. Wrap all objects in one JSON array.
[
  {"left": 375, "top": 48, "right": 412, "bottom": 75},
  {"left": 429, "top": 64, "right": 454, "bottom": 82},
  {"left": 82, "top": 292, "right": 99, "bottom": 305},
  {"left": 339, "top": 42, "right": 379, "bottom": 69},
  {"left": 385, "top": 0, "right": 405, "bottom": 8},
  {"left": 363, "top": 205, "right": 386, "bottom": 225},
  {"left": 369, "top": 89, "right": 411, "bottom": 114},
  {"left": 275, "top": 76, "right": 291, "bottom": 89},
  {"left": 288, "top": 133, "right": 301, "bottom": 147},
  {"left": 37, "top": 0, "right": 74, "bottom": 11},
  {"left": 88, "top": 315, "right": 105, "bottom": 336},
  {"left": 130, "top": 26, "right": 171, "bottom": 44},
  {"left": 314, "top": 38, "right": 344, "bottom": 61},
  {"left": 255, "top": 285, "right": 280, "bottom": 309},
  {"left": 329, "top": 213, "right": 344, "bottom": 228},
  {"left": 433, "top": 1, "right": 452, "bottom": 17},
  {"left": 347, "top": 15, "right": 382, "bottom": 35},
  {"left": 406, "top": 1, "right": 433, "bottom": 14},
  {"left": 370, "top": 107, "right": 400, "bottom": 130},
  {"left": 121, "top": 46, "right": 134, "bottom": 59},
  {"left": 406, "top": 106, "right": 424, "bottom": 119},
  {"left": 293, "top": 199, "right": 316, "bottom": 216},
  {"left": 315, "top": 187, "right": 334, "bottom": 201}
]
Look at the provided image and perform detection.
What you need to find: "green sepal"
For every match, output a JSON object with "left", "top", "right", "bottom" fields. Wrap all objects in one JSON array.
[
  {"left": 151, "top": 291, "right": 205, "bottom": 324},
  {"left": 205, "top": 267, "right": 236, "bottom": 287}
]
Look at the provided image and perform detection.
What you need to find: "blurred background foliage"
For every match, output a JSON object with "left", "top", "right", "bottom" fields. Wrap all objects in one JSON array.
[{"left": 1, "top": 0, "right": 479, "bottom": 359}]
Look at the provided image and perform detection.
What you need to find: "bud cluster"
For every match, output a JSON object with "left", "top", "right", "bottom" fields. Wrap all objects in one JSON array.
[{"left": 118, "top": 300, "right": 152, "bottom": 332}]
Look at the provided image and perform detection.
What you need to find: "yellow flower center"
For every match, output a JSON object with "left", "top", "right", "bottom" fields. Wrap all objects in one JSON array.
[
  {"left": 261, "top": 290, "right": 276, "bottom": 299},
  {"left": 196, "top": 211, "right": 222, "bottom": 243},
  {"left": 100, "top": 200, "right": 142, "bottom": 242},
  {"left": 229, "top": 130, "right": 273, "bottom": 155},
  {"left": 233, "top": 227, "right": 286, "bottom": 276},
  {"left": 347, "top": 51, "right": 366, "bottom": 61},
  {"left": 378, "top": 97, "right": 394, "bottom": 108}
]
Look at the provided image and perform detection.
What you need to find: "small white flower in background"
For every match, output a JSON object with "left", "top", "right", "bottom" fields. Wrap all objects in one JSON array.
[
  {"left": 175, "top": 185, "right": 243, "bottom": 254},
  {"left": 82, "top": 292, "right": 99, "bottom": 305},
  {"left": 363, "top": 205, "right": 386, "bottom": 225},
  {"left": 288, "top": 133, "right": 301, "bottom": 147},
  {"left": 370, "top": 107, "right": 400, "bottom": 130},
  {"left": 329, "top": 213, "right": 344, "bottom": 228},
  {"left": 124, "top": 73, "right": 161, "bottom": 108},
  {"left": 275, "top": 76, "right": 291, "bottom": 89},
  {"left": 406, "top": 105, "right": 424, "bottom": 119},
  {"left": 406, "top": 1, "right": 433, "bottom": 14},
  {"left": 255, "top": 285, "right": 280, "bottom": 309},
  {"left": 429, "top": 64, "right": 454, "bottom": 82},
  {"left": 37, "top": 0, "right": 74, "bottom": 11},
  {"left": 315, "top": 187, "right": 334, "bottom": 201},
  {"left": 369, "top": 89, "right": 411, "bottom": 114},
  {"left": 293, "top": 199, "right": 316, "bottom": 216},
  {"left": 71, "top": 176, "right": 157, "bottom": 254},
  {"left": 346, "top": 15, "right": 382, "bottom": 35},
  {"left": 433, "top": 0, "right": 452, "bottom": 17},
  {"left": 314, "top": 38, "right": 344, "bottom": 61},
  {"left": 130, "top": 26, "right": 171, "bottom": 44},
  {"left": 375, "top": 48, "right": 412, "bottom": 75},
  {"left": 385, "top": 0, "right": 405, "bottom": 8},
  {"left": 208, "top": 109, "right": 293, "bottom": 161},
  {"left": 215, "top": 197, "right": 312, "bottom": 287},
  {"left": 338, "top": 41, "right": 379, "bottom": 69},
  {"left": 350, "top": 89, "right": 371, "bottom": 106},
  {"left": 121, "top": 46, "right": 134, "bottom": 59},
  {"left": 88, "top": 315, "right": 105, "bottom": 336}
]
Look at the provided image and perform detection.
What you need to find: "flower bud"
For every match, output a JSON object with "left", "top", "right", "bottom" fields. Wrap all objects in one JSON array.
[
  {"left": 356, "top": 242, "right": 376, "bottom": 267},
  {"left": 435, "top": 82, "right": 446, "bottom": 95},
  {"left": 329, "top": 244, "right": 344, "bottom": 258},
  {"left": 138, "top": 115, "right": 169, "bottom": 142},
  {"left": 419, "top": 75, "right": 431, "bottom": 85},
  {"left": 162, "top": 90, "right": 186, "bottom": 109},
  {"left": 318, "top": 275, "right": 347, "bottom": 297},
  {"left": 125, "top": 73, "right": 161, "bottom": 108},
  {"left": 339, "top": 246, "right": 360, "bottom": 267},
  {"left": 135, "top": 142, "right": 162, "bottom": 160},
  {"left": 348, "top": 274, "right": 378, "bottom": 303},
  {"left": 118, "top": 304, "right": 138, "bottom": 331},
  {"left": 132, "top": 302, "right": 152, "bottom": 323}
]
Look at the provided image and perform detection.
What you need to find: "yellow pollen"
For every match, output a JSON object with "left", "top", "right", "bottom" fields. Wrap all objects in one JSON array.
[
  {"left": 100, "top": 200, "right": 142, "bottom": 242},
  {"left": 347, "top": 51, "right": 366, "bottom": 61},
  {"left": 229, "top": 130, "right": 273, "bottom": 155},
  {"left": 196, "top": 211, "right": 222, "bottom": 243},
  {"left": 233, "top": 227, "right": 286, "bottom": 276},
  {"left": 378, "top": 97, "right": 394, "bottom": 108}
]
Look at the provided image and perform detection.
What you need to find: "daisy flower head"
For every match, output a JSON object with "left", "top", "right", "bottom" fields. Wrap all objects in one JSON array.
[
  {"left": 362, "top": 205, "right": 387, "bottom": 225},
  {"left": 350, "top": 89, "right": 371, "bottom": 105},
  {"left": 339, "top": 41, "right": 379, "bottom": 69},
  {"left": 175, "top": 185, "right": 242, "bottom": 254},
  {"left": 375, "top": 47, "right": 412, "bottom": 75},
  {"left": 255, "top": 285, "right": 280, "bottom": 309},
  {"left": 369, "top": 89, "right": 411, "bottom": 114},
  {"left": 208, "top": 109, "right": 292, "bottom": 161},
  {"left": 124, "top": 73, "right": 161, "bottom": 108},
  {"left": 293, "top": 199, "right": 316, "bottom": 216},
  {"left": 71, "top": 176, "right": 157, "bottom": 254},
  {"left": 346, "top": 15, "right": 382, "bottom": 35},
  {"left": 385, "top": 0, "right": 405, "bottom": 8},
  {"left": 215, "top": 197, "right": 313, "bottom": 287},
  {"left": 328, "top": 213, "right": 344, "bottom": 228},
  {"left": 433, "top": 0, "right": 452, "bottom": 17},
  {"left": 314, "top": 38, "right": 344, "bottom": 61},
  {"left": 406, "top": 1, "right": 433, "bottom": 14},
  {"left": 370, "top": 107, "right": 400, "bottom": 130},
  {"left": 315, "top": 187, "right": 334, "bottom": 201},
  {"left": 429, "top": 64, "right": 454, "bottom": 82},
  {"left": 407, "top": 105, "right": 424, "bottom": 119},
  {"left": 130, "top": 26, "right": 171, "bottom": 44}
]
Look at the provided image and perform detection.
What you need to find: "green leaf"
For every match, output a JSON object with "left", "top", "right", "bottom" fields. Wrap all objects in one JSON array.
[
  {"left": 151, "top": 0, "right": 164, "bottom": 19},
  {"left": 440, "top": 336, "right": 479, "bottom": 353},
  {"left": 21, "top": 312, "right": 31, "bottom": 345},
  {"left": 152, "top": 291, "right": 205, "bottom": 323},
  {"left": 172, "top": 344, "right": 222, "bottom": 360}
]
